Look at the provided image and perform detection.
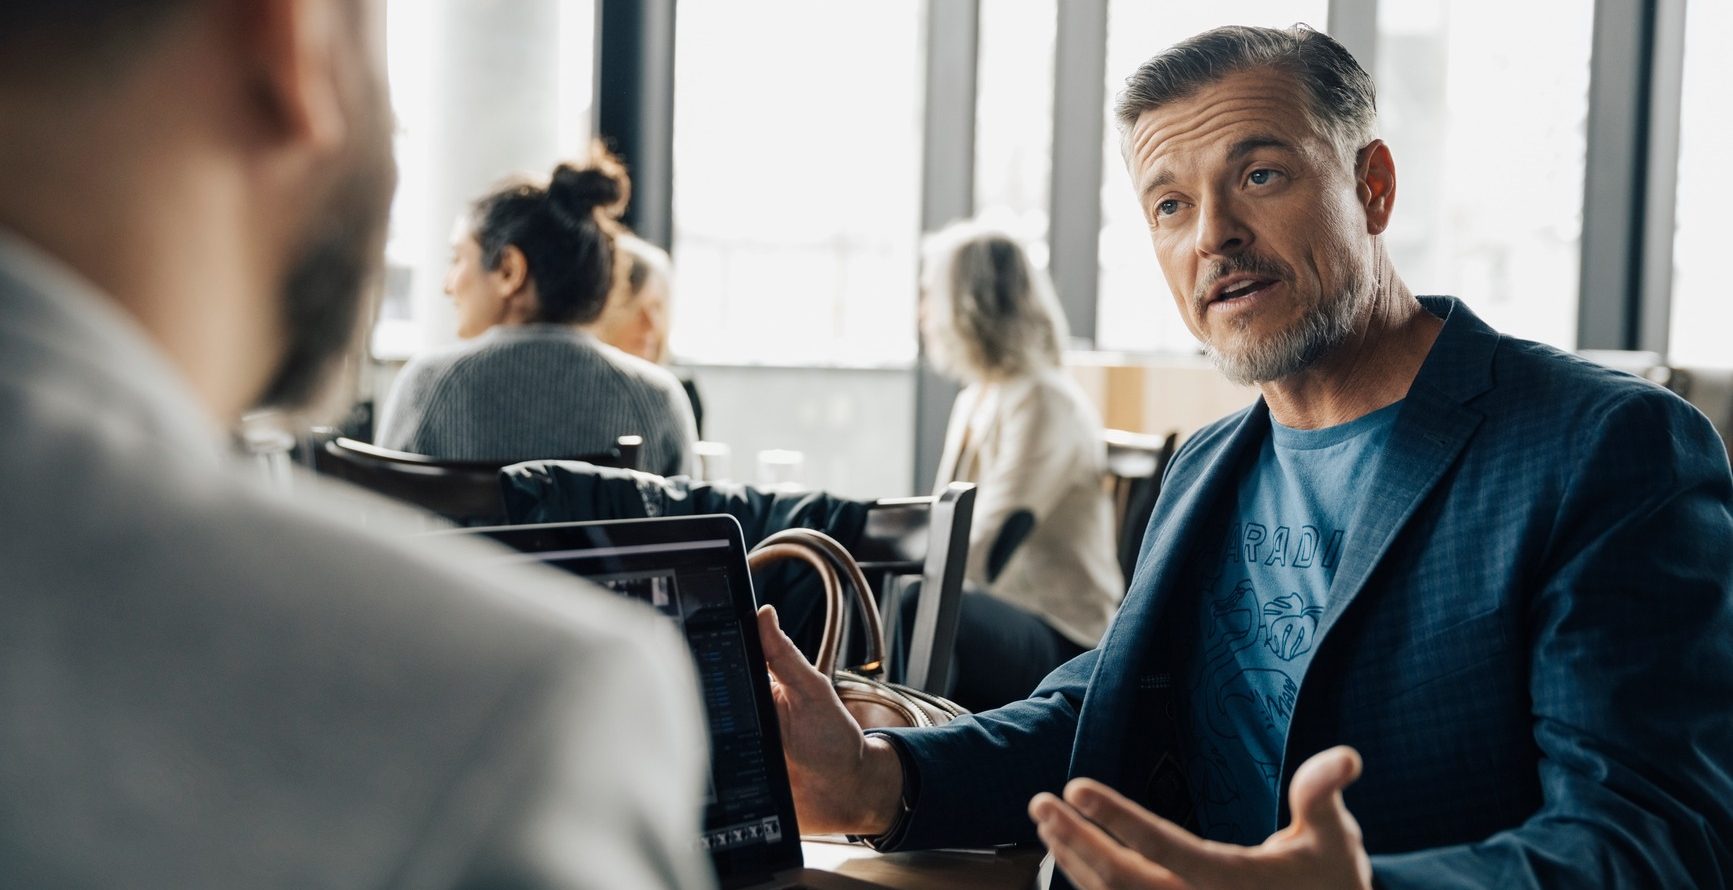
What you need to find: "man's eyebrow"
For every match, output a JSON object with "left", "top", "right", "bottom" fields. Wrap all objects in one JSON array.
[
  {"left": 1138, "top": 136, "right": 1299, "bottom": 200},
  {"left": 1138, "top": 169, "right": 1176, "bottom": 201},
  {"left": 1228, "top": 135, "right": 1296, "bottom": 160}
]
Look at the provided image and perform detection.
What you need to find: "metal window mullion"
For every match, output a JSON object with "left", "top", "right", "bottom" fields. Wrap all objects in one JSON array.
[
  {"left": 1579, "top": 0, "right": 1655, "bottom": 350},
  {"left": 912, "top": 0, "right": 980, "bottom": 493},
  {"left": 594, "top": 0, "right": 677, "bottom": 248},
  {"left": 1326, "top": 0, "right": 1379, "bottom": 79},
  {"left": 1048, "top": 0, "right": 1107, "bottom": 347},
  {"left": 1638, "top": 0, "right": 1686, "bottom": 356}
]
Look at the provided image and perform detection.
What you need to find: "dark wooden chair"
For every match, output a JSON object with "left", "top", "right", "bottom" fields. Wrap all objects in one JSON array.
[
  {"left": 1104, "top": 429, "right": 1179, "bottom": 583},
  {"left": 852, "top": 482, "right": 977, "bottom": 694},
  {"left": 311, "top": 434, "right": 643, "bottom": 525}
]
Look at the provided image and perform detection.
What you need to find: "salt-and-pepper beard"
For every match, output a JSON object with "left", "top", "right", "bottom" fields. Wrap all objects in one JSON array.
[{"left": 1196, "top": 254, "right": 1365, "bottom": 386}]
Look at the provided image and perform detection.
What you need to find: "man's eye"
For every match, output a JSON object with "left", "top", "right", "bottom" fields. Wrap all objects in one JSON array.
[
  {"left": 1156, "top": 199, "right": 1180, "bottom": 217},
  {"left": 1248, "top": 169, "right": 1277, "bottom": 186}
]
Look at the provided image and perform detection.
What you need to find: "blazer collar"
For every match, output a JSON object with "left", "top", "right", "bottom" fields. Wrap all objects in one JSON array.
[
  {"left": 1312, "top": 296, "right": 1495, "bottom": 647},
  {"left": 1073, "top": 296, "right": 1499, "bottom": 780}
]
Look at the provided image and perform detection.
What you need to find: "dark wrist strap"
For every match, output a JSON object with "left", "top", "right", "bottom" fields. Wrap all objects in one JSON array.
[{"left": 849, "top": 732, "right": 920, "bottom": 850}]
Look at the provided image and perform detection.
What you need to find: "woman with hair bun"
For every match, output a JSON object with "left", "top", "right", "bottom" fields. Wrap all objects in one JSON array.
[
  {"left": 916, "top": 219, "right": 1123, "bottom": 710},
  {"left": 375, "top": 144, "right": 697, "bottom": 476}
]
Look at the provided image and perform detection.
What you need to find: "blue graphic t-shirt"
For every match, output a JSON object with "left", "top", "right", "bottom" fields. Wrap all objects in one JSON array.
[{"left": 1180, "top": 400, "right": 1402, "bottom": 844}]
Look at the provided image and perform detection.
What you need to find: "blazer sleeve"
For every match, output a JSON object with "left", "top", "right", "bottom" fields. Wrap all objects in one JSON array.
[
  {"left": 874, "top": 647, "right": 1099, "bottom": 850},
  {"left": 1372, "top": 389, "right": 1733, "bottom": 888},
  {"left": 406, "top": 615, "right": 715, "bottom": 890}
]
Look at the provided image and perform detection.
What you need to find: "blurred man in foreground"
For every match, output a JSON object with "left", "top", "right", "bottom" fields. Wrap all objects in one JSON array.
[{"left": 0, "top": 1, "right": 712, "bottom": 887}]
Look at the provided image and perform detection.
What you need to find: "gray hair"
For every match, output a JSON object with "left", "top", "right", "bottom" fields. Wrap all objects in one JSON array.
[
  {"left": 1113, "top": 24, "right": 1377, "bottom": 160},
  {"left": 920, "top": 220, "right": 1067, "bottom": 382},
  {"left": 616, "top": 233, "right": 673, "bottom": 297}
]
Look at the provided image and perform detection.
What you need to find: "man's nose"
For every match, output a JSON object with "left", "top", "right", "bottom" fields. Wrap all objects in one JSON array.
[{"left": 1195, "top": 196, "right": 1252, "bottom": 258}]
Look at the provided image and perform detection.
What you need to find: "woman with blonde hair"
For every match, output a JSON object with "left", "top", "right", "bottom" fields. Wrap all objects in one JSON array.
[
  {"left": 918, "top": 219, "right": 1123, "bottom": 709},
  {"left": 589, "top": 233, "right": 704, "bottom": 436}
]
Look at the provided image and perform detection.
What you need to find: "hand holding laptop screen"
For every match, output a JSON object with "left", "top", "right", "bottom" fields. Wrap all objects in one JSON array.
[{"left": 754, "top": 605, "right": 906, "bottom": 838}]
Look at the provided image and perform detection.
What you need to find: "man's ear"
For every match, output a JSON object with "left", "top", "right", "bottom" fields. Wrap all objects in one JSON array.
[
  {"left": 245, "top": 0, "right": 346, "bottom": 152},
  {"left": 1355, "top": 139, "right": 1396, "bottom": 236}
]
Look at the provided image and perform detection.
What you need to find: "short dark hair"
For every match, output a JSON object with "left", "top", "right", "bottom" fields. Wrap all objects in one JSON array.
[
  {"left": 468, "top": 141, "right": 630, "bottom": 326},
  {"left": 1113, "top": 24, "right": 1377, "bottom": 158},
  {"left": 0, "top": 0, "right": 198, "bottom": 76}
]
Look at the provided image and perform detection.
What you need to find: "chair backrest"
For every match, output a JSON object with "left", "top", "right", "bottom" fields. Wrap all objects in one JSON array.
[
  {"left": 1103, "top": 429, "right": 1179, "bottom": 582},
  {"left": 854, "top": 482, "right": 976, "bottom": 694},
  {"left": 312, "top": 435, "right": 642, "bottom": 525}
]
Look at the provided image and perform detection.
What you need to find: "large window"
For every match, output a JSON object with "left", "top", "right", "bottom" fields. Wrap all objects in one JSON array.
[
  {"left": 1375, "top": 0, "right": 1592, "bottom": 350},
  {"left": 380, "top": 0, "right": 595, "bottom": 358},
  {"left": 670, "top": 0, "right": 925, "bottom": 367},
  {"left": 1094, "top": 1, "right": 1330, "bottom": 354},
  {"left": 1667, "top": 0, "right": 1732, "bottom": 367},
  {"left": 973, "top": 0, "right": 1057, "bottom": 264}
]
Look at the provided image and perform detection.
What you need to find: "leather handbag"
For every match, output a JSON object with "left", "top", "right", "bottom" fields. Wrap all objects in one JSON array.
[{"left": 747, "top": 528, "right": 968, "bottom": 729}]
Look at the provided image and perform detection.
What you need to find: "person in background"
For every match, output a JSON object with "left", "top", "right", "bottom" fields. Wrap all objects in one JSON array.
[
  {"left": 917, "top": 220, "right": 1124, "bottom": 711},
  {"left": 590, "top": 233, "right": 705, "bottom": 438},
  {"left": 0, "top": 0, "right": 712, "bottom": 887},
  {"left": 375, "top": 146, "right": 697, "bottom": 476}
]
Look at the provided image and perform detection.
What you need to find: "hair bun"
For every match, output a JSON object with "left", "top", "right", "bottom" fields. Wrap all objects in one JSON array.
[{"left": 547, "top": 141, "right": 631, "bottom": 223}]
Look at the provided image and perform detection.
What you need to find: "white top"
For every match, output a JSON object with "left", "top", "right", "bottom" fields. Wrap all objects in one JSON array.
[
  {"left": 935, "top": 370, "right": 1125, "bottom": 646},
  {"left": 0, "top": 232, "right": 714, "bottom": 889}
]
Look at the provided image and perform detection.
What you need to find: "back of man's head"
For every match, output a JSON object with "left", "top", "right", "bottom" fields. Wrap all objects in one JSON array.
[
  {"left": 0, "top": 0, "right": 199, "bottom": 79},
  {"left": 0, "top": 0, "right": 396, "bottom": 420},
  {"left": 1114, "top": 24, "right": 1378, "bottom": 162}
]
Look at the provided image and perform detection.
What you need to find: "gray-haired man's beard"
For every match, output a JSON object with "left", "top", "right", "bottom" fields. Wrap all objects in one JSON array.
[{"left": 1202, "top": 273, "right": 1363, "bottom": 386}]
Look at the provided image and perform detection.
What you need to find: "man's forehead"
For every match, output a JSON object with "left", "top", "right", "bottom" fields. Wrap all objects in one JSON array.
[{"left": 1126, "top": 71, "right": 1322, "bottom": 182}]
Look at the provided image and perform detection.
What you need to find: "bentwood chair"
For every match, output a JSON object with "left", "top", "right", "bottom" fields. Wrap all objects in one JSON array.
[{"left": 312, "top": 434, "right": 643, "bottom": 525}]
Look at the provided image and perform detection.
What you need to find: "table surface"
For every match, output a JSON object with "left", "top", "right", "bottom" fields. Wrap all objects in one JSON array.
[{"left": 800, "top": 838, "right": 1046, "bottom": 890}]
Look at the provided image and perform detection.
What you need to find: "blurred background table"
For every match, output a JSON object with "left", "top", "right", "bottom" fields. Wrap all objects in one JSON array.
[{"left": 801, "top": 838, "right": 1045, "bottom": 889}]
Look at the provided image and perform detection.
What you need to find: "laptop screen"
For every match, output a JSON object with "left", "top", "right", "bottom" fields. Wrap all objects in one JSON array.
[{"left": 450, "top": 516, "right": 805, "bottom": 881}]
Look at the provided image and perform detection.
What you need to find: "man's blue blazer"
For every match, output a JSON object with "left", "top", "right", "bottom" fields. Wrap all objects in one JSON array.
[{"left": 882, "top": 297, "right": 1733, "bottom": 887}]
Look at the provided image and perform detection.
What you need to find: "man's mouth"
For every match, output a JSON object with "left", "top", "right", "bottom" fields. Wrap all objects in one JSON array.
[{"left": 1211, "top": 277, "right": 1279, "bottom": 304}]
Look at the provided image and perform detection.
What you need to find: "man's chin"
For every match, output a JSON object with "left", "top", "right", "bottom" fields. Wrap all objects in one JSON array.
[{"left": 1205, "top": 334, "right": 1315, "bottom": 386}]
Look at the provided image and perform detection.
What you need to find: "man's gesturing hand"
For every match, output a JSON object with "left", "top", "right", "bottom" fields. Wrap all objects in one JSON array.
[
  {"left": 755, "top": 605, "right": 905, "bottom": 837},
  {"left": 1028, "top": 745, "right": 1373, "bottom": 890}
]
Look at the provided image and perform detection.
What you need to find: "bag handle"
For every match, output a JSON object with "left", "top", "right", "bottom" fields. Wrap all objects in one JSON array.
[{"left": 747, "top": 528, "right": 888, "bottom": 681}]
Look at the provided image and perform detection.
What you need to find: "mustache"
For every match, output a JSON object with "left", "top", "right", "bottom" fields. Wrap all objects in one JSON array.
[{"left": 1192, "top": 253, "right": 1296, "bottom": 308}]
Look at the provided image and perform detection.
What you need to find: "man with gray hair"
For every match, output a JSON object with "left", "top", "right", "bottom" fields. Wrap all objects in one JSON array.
[
  {"left": 0, "top": 1, "right": 712, "bottom": 887},
  {"left": 760, "top": 24, "right": 1733, "bottom": 889}
]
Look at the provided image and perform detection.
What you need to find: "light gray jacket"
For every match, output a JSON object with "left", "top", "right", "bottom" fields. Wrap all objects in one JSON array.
[{"left": 0, "top": 235, "right": 714, "bottom": 890}]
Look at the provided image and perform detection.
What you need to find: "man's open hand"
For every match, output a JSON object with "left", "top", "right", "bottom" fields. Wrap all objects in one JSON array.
[{"left": 1028, "top": 746, "right": 1373, "bottom": 890}]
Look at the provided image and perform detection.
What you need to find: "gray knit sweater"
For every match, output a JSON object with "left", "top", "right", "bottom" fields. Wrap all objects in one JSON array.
[{"left": 375, "top": 325, "right": 697, "bottom": 476}]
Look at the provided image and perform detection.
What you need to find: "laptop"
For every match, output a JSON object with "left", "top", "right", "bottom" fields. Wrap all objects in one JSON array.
[{"left": 449, "top": 515, "right": 896, "bottom": 890}]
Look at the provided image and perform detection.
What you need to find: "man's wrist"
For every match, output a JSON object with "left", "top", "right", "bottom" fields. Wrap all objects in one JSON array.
[
  {"left": 856, "top": 735, "right": 907, "bottom": 835},
  {"left": 851, "top": 733, "right": 919, "bottom": 849}
]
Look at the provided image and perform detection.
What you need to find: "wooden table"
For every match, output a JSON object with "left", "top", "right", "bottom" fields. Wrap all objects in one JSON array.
[{"left": 800, "top": 838, "right": 1047, "bottom": 889}]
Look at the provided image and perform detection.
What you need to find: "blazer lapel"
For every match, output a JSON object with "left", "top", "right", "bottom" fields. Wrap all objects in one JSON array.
[
  {"left": 1312, "top": 296, "right": 1499, "bottom": 654},
  {"left": 1072, "top": 401, "right": 1270, "bottom": 777},
  {"left": 933, "top": 390, "right": 971, "bottom": 486}
]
